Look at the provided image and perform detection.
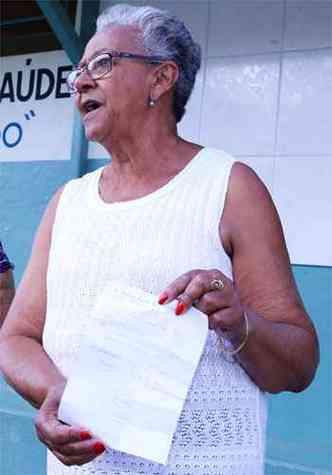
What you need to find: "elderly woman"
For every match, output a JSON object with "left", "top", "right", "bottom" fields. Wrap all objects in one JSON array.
[
  {"left": 0, "top": 4, "right": 319, "bottom": 475},
  {"left": 0, "top": 241, "right": 15, "bottom": 326}
]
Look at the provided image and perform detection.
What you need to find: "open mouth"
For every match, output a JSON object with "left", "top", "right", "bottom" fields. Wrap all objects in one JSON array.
[{"left": 82, "top": 99, "right": 103, "bottom": 118}]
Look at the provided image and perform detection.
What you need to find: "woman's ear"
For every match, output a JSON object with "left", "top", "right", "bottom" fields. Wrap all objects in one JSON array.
[{"left": 151, "top": 61, "right": 179, "bottom": 100}]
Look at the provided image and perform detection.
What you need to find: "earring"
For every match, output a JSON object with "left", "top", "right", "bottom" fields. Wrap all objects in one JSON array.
[{"left": 149, "top": 97, "right": 156, "bottom": 107}]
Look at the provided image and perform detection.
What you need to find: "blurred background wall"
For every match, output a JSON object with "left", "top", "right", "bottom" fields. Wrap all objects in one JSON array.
[{"left": 0, "top": 1, "right": 331, "bottom": 474}]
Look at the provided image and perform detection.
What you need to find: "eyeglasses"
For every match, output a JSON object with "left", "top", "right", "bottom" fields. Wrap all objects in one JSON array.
[{"left": 67, "top": 50, "right": 168, "bottom": 94}]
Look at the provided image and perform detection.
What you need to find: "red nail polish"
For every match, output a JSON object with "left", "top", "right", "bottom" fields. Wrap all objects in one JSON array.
[
  {"left": 175, "top": 301, "right": 185, "bottom": 315},
  {"left": 158, "top": 292, "right": 168, "bottom": 305},
  {"left": 80, "top": 431, "right": 91, "bottom": 441},
  {"left": 94, "top": 442, "right": 105, "bottom": 455}
]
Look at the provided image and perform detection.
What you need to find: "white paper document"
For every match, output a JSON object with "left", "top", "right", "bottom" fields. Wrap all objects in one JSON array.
[{"left": 58, "top": 281, "right": 208, "bottom": 465}]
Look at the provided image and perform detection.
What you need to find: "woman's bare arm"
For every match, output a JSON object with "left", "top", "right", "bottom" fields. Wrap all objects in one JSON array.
[
  {"left": 0, "top": 269, "right": 15, "bottom": 327},
  {"left": 0, "top": 188, "right": 65, "bottom": 408},
  {"left": 221, "top": 162, "right": 319, "bottom": 393},
  {"left": 0, "top": 187, "right": 106, "bottom": 465}
]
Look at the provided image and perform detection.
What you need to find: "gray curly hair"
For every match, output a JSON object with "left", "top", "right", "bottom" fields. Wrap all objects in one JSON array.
[{"left": 96, "top": 3, "right": 202, "bottom": 123}]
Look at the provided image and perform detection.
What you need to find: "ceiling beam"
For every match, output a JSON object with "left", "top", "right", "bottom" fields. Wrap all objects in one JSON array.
[
  {"left": 35, "top": 0, "right": 83, "bottom": 64},
  {"left": 0, "top": 16, "right": 44, "bottom": 27}
]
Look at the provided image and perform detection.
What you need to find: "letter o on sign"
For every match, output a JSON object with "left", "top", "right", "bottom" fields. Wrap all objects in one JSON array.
[{"left": 2, "top": 122, "right": 23, "bottom": 148}]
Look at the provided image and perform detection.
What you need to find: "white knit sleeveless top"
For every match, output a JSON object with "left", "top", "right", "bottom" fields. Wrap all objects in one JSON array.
[{"left": 43, "top": 147, "right": 267, "bottom": 475}]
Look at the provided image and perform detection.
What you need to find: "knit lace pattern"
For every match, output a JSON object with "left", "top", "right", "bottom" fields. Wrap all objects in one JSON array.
[{"left": 43, "top": 148, "right": 267, "bottom": 475}]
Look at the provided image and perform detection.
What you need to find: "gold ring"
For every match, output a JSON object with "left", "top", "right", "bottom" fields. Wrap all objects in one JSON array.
[{"left": 209, "top": 278, "right": 225, "bottom": 291}]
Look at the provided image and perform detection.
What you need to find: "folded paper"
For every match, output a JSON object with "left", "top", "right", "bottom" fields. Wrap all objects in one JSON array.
[{"left": 58, "top": 281, "right": 208, "bottom": 465}]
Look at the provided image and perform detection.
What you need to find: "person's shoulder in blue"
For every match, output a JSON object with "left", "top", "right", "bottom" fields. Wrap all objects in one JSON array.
[
  {"left": 0, "top": 241, "right": 15, "bottom": 326},
  {"left": 0, "top": 241, "right": 14, "bottom": 274}
]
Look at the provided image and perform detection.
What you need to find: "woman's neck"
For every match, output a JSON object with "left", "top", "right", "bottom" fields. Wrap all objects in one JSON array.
[
  {"left": 103, "top": 112, "right": 179, "bottom": 169},
  {"left": 98, "top": 129, "right": 202, "bottom": 204}
]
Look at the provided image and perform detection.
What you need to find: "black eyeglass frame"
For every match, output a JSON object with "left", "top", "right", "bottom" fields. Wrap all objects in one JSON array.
[{"left": 67, "top": 50, "right": 170, "bottom": 94}]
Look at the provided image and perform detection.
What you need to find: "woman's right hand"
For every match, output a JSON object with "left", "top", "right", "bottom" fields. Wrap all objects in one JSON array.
[{"left": 34, "top": 382, "right": 106, "bottom": 466}]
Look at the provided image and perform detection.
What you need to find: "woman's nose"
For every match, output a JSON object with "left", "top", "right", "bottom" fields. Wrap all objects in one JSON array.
[{"left": 74, "top": 69, "right": 96, "bottom": 93}]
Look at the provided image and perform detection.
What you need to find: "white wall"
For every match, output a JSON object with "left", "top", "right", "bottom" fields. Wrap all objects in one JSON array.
[{"left": 90, "top": 0, "right": 332, "bottom": 267}]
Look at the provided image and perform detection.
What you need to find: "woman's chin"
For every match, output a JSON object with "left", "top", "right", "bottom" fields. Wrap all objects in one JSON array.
[{"left": 84, "top": 124, "right": 103, "bottom": 143}]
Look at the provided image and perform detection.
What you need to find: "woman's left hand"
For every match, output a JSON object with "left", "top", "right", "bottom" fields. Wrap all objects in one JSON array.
[{"left": 158, "top": 269, "right": 247, "bottom": 342}]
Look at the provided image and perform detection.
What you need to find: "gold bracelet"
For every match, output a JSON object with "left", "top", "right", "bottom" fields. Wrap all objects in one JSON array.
[{"left": 219, "top": 311, "right": 249, "bottom": 356}]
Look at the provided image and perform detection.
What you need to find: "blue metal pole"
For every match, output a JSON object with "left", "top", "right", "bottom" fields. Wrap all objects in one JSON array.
[
  {"left": 72, "top": 0, "right": 100, "bottom": 177},
  {"left": 71, "top": 109, "right": 89, "bottom": 178},
  {"left": 35, "top": 0, "right": 99, "bottom": 177}
]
